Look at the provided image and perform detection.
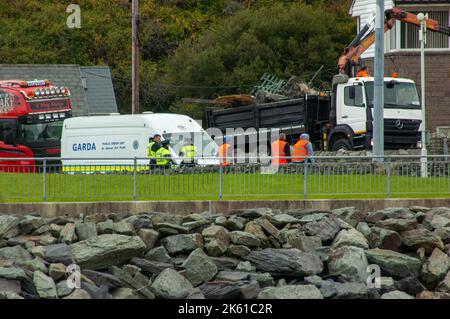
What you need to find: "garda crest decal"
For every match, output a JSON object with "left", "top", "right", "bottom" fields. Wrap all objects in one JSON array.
[
  {"left": 0, "top": 93, "right": 15, "bottom": 114},
  {"left": 133, "top": 140, "right": 139, "bottom": 150}
]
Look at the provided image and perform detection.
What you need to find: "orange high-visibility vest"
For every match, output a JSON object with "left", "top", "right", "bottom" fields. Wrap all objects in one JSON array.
[
  {"left": 292, "top": 139, "right": 309, "bottom": 162},
  {"left": 218, "top": 143, "right": 232, "bottom": 166},
  {"left": 271, "top": 140, "right": 288, "bottom": 165}
]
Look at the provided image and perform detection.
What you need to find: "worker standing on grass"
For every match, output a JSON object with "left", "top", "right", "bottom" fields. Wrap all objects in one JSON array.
[
  {"left": 156, "top": 140, "right": 173, "bottom": 169},
  {"left": 218, "top": 136, "right": 233, "bottom": 167},
  {"left": 147, "top": 134, "right": 162, "bottom": 167},
  {"left": 292, "top": 133, "right": 315, "bottom": 164},
  {"left": 271, "top": 133, "right": 290, "bottom": 165},
  {"left": 179, "top": 137, "right": 197, "bottom": 166}
]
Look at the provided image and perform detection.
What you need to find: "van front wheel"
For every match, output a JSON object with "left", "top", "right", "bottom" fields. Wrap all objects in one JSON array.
[{"left": 331, "top": 139, "right": 352, "bottom": 151}]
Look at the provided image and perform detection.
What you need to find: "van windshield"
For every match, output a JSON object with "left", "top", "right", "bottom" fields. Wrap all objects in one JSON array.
[
  {"left": 162, "top": 132, "right": 218, "bottom": 157},
  {"left": 364, "top": 81, "right": 420, "bottom": 109}
]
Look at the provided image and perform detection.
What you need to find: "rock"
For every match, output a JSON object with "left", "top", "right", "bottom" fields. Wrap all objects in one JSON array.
[
  {"left": 0, "top": 267, "right": 30, "bottom": 283},
  {"left": 215, "top": 271, "right": 250, "bottom": 282},
  {"left": 63, "top": 289, "right": 92, "bottom": 299},
  {"left": 240, "top": 281, "right": 260, "bottom": 299},
  {"left": 303, "top": 215, "right": 341, "bottom": 243},
  {"left": 255, "top": 218, "right": 280, "bottom": 238},
  {"left": 331, "top": 228, "right": 369, "bottom": 250},
  {"left": 113, "top": 221, "right": 136, "bottom": 236},
  {"left": 49, "top": 263, "right": 66, "bottom": 281},
  {"left": 382, "top": 208, "right": 415, "bottom": 219},
  {"left": 33, "top": 224, "right": 51, "bottom": 236},
  {"left": 0, "top": 292, "right": 23, "bottom": 299},
  {"left": 375, "top": 219, "right": 417, "bottom": 232},
  {"left": 0, "top": 245, "right": 32, "bottom": 261},
  {"left": 229, "top": 231, "right": 260, "bottom": 247},
  {"left": 151, "top": 214, "right": 184, "bottom": 227},
  {"left": 269, "top": 214, "right": 299, "bottom": 227},
  {"left": 19, "top": 216, "right": 46, "bottom": 234},
  {"left": 145, "top": 246, "right": 173, "bottom": 264},
  {"left": 328, "top": 246, "right": 369, "bottom": 282},
  {"left": 378, "top": 277, "right": 396, "bottom": 294},
  {"left": 244, "top": 248, "right": 323, "bottom": 277},
  {"left": 15, "top": 257, "right": 48, "bottom": 273},
  {"left": 31, "top": 246, "right": 46, "bottom": 258},
  {"left": 130, "top": 258, "right": 174, "bottom": 275},
  {"left": 82, "top": 270, "right": 123, "bottom": 289},
  {"left": 111, "top": 287, "right": 141, "bottom": 299},
  {"left": 410, "top": 206, "right": 430, "bottom": 213},
  {"left": 43, "top": 244, "right": 73, "bottom": 264},
  {"left": 365, "top": 211, "right": 385, "bottom": 223},
  {"left": 56, "top": 281, "right": 74, "bottom": 298},
  {"left": 249, "top": 273, "right": 275, "bottom": 288},
  {"left": 97, "top": 220, "right": 114, "bottom": 234},
  {"left": 199, "top": 281, "right": 242, "bottom": 299},
  {"left": 436, "top": 271, "right": 450, "bottom": 293},
  {"left": 60, "top": 223, "right": 77, "bottom": 244},
  {"left": 368, "top": 227, "right": 402, "bottom": 251},
  {"left": 37, "top": 234, "right": 57, "bottom": 246},
  {"left": 138, "top": 229, "right": 159, "bottom": 250},
  {"left": 75, "top": 223, "right": 98, "bottom": 241},
  {"left": 227, "top": 245, "right": 251, "bottom": 258},
  {"left": 287, "top": 235, "right": 322, "bottom": 252},
  {"left": 181, "top": 248, "right": 218, "bottom": 286},
  {"left": 356, "top": 222, "right": 372, "bottom": 237},
  {"left": 0, "top": 278, "right": 21, "bottom": 294},
  {"left": 429, "top": 215, "right": 450, "bottom": 229},
  {"left": 381, "top": 290, "right": 414, "bottom": 299},
  {"left": 416, "top": 291, "right": 450, "bottom": 299},
  {"left": 234, "top": 208, "right": 273, "bottom": 219},
  {"left": 210, "top": 256, "right": 240, "bottom": 271},
  {"left": 433, "top": 228, "right": 450, "bottom": 245},
  {"left": 71, "top": 234, "right": 146, "bottom": 270},
  {"left": 0, "top": 215, "right": 19, "bottom": 238},
  {"left": 81, "top": 282, "right": 110, "bottom": 299},
  {"left": 332, "top": 207, "right": 366, "bottom": 227},
  {"left": 162, "top": 234, "right": 203, "bottom": 256},
  {"left": 445, "top": 244, "right": 450, "bottom": 256},
  {"left": 109, "top": 266, "right": 154, "bottom": 299},
  {"left": 182, "top": 220, "right": 211, "bottom": 233},
  {"left": 236, "top": 261, "right": 254, "bottom": 272},
  {"left": 395, "top": 276, "right": 426, "bottom": 295},
  {"left": 365, "top": 248, "right": 421, "bottom": 278},
  {"left": 243, "top": 222, "right": 269, "bottom": 247},
  {"left": 333, "top": 282, "right": 368, "bottom": 299},
  {"left": 202, "top": 225, "right": 230, "bottom": 256},
  {"left": 258, "top": 285, "right": 323, "bottom": 299},
  {"left": 151, "top": 268, "right": 193, "bottom": 299},
  {"left": 214, "top": 216, "right": 227, "bottom": 227},
  {"left": 33, "top": 271, "right": 58, "bottom": 299},
  {"left": 421, "top": 248, "right": 450, "bottom": 286},
  {"left": 225, "top": 216, "right": 246, "bottom": 231},
  {"left": 401, "top": 229, "right": 444, "bottom": 254}
]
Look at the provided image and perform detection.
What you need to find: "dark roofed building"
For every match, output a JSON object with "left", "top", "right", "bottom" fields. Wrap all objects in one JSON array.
[{"left": 0, "top": 64, "right": 118, "bottom": 116}]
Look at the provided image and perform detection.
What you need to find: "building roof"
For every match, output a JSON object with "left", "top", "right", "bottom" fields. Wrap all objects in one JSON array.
[
  {"left": 80, "top": 67, "right": 118, "bottom": 115},
  {"left": 0, "top": 64, "right": 118, "bottom": 117}
]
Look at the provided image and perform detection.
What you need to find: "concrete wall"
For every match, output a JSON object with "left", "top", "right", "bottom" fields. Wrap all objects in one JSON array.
[{"left": 2, "top": 198, "right": 450, "bottom": 218}]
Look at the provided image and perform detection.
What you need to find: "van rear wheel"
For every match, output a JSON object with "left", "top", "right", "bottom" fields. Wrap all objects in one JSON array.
[{"left": 331, "top": 139, "right": 352, "bottom": 151}]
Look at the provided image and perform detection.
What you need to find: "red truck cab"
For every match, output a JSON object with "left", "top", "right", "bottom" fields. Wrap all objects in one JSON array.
[{"left": 0, "top": 79, "right": 72, "bottom": 172}]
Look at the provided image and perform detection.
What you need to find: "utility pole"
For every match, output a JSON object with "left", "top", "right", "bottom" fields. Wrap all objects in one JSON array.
[
  {"left": 132, "top": 0, "right": 140, "bottom": 114},
  {"left": 373, "top": 0, "right": 384, "bottom": 162},
  {"left": 418, "top": 12, "right": 428, "bottom": 177}
]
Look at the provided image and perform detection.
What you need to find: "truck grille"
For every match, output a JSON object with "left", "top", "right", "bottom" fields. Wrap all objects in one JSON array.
[{"left": 384, "top": 119, "right": 421, "bottom": 135}]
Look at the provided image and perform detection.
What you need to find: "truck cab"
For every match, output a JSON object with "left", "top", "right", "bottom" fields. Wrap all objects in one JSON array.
[
  {"left": 328, "top": 74, "right": 422, "bottom": 151},
  {"left": 0, "top": 80, "right": 72, "bottom": 172}
]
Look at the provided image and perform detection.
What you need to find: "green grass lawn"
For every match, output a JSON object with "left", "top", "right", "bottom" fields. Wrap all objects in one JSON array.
[{"left": 1, "top": 170, "right": 450, "bottom": 202}]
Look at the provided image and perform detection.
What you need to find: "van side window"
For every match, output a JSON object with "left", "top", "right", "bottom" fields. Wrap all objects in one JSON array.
[{"left": 344, "top": 86, "right": 364, "bottom": 107}]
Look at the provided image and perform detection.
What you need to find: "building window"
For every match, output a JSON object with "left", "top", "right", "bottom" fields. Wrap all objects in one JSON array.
[{"left": 400, "top": 11, "right": 449, "bottom": 49}]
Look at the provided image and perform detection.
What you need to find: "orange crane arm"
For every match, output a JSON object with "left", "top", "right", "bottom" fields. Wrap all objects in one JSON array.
[{"left": 338, "top": 8, "right": 450, "bottom": 75}]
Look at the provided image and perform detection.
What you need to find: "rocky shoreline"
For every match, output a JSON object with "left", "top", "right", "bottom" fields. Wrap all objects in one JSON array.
[{"left": 0, "top": 206, "right": 449, "bottom": 299}]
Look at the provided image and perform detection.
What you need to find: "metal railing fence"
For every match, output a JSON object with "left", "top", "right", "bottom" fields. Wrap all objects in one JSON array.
[{"left": 1, "top": 156, "right": 449, "bottom": 202}]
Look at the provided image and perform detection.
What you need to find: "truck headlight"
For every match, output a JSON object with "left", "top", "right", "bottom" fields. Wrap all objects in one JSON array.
[{"left": 417, "top": 140, "right": 422, "bottom": 149}]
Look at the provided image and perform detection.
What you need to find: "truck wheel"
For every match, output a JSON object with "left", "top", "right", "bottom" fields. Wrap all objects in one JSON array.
[{"left": 331, "top": 139, "right": 352, "bottom": 151}]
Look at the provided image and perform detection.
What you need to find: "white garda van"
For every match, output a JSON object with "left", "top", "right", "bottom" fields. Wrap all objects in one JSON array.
[{"left": 61, "top": 113, "right": 219, "bottom": 172}]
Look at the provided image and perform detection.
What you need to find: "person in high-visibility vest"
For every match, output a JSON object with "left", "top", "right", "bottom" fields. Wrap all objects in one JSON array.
[
  {"left": 218, "top": 136, "right": 233, "bottom": 166},
  {"left": 147, "top": 134, "right": 162, "bottom": 167},
  {"left": 271, "top": 133, "right": 290, "bottom": 165},
  {"left": 292, "top": 133, "right": 315, "bottom": 164},
  {"left": 156, "top": 139, "right": 173, "bottom": 169},
  {"left": 356, "top": 66, "right": 370, "bottom": 77},
  {"left": 179, "top": 137, "right": 197, "bottom": 166}
]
